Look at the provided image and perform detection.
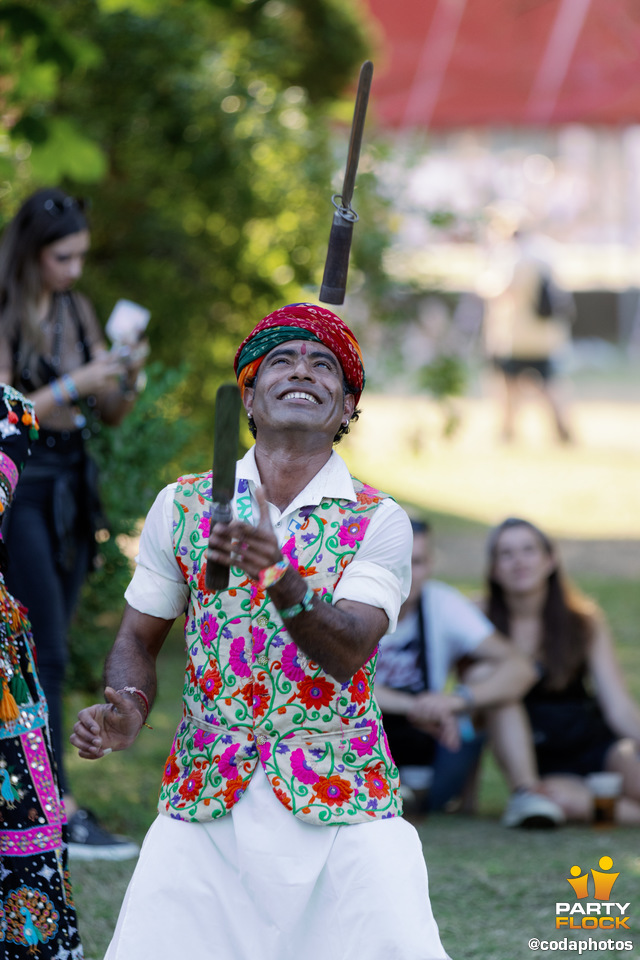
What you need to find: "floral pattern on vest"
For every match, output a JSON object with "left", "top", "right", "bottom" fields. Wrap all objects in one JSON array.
[{"left": 159, "top": 471, "right": 402, "bottom": 826}]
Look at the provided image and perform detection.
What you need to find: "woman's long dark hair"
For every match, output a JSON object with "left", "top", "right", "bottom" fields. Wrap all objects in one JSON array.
[
  {"left": 486, "top": 518, "right": 596, "bottom": 691},
  {"left": 0, "top": 187, "right": 89, "bottom": 349}
]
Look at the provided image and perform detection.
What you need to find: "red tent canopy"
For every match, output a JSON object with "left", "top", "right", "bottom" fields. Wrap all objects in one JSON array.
[{"left": 364, "top": 0, "right": 640, "bottom": 128}]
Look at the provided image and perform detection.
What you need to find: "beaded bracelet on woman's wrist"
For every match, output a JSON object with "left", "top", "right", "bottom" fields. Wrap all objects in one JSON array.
[
  {"left": 61, "top": 373, "right": 79, "bottom": 402},
  {"left": 50, "top": 379, "right": 66, "bottom": 406}
]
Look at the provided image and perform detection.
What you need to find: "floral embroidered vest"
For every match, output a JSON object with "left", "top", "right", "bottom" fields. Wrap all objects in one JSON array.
[{"left": 158, "top": 470, "right": 403, "bottom": 826}]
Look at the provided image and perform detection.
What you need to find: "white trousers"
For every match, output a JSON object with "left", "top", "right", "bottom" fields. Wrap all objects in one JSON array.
[{"left": 105, "top": 766, "right": 450, "bottom": 960}]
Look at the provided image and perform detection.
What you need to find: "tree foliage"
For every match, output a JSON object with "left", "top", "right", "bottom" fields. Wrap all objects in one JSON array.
[
  {"left": 2, "top": 0, "right": 373, "bottom": 452},
  {"left": 0, "top": 2, "right": 105, "bottom": 182},
  {"left": 67, "top": 362, "right": 195, "bottom": 691},
  {"left": 1, "top": 0, "right": 382, "bottom": 687}
]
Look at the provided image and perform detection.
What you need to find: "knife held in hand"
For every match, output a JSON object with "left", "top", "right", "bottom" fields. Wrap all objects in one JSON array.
[{"left": 205, "top": 383, "right": 241, "bottom": 592}]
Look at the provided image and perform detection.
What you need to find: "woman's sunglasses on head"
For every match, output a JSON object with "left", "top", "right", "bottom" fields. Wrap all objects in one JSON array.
[{"left": 44, "top": 196, "right": 90, "bottom": 218}]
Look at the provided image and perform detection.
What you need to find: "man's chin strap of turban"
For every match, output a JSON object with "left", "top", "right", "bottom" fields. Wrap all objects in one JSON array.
[{"left": 234, "top": 303, "right": 365, "bottom": 406}]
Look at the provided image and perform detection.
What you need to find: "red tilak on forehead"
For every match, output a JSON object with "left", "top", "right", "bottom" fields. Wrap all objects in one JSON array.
[
  {"left": 234, "top": 303, "right": 366, "bottom": 404},
  {"left": 300, "top": 343, "right": 307, "bottom": 354}
]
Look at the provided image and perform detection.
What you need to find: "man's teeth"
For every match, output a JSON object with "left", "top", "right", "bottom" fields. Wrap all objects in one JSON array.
[{"left": 283, "top": 392, "right": 318, "bottom": 403}]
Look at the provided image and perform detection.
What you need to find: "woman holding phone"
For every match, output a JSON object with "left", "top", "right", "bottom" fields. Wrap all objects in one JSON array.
[{"left": 0, "top": 187, "right": 146, "bottom": 858}]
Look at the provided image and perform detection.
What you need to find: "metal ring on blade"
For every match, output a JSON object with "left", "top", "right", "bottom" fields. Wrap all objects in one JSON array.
[{"left": 331, "top": 194, "right": 359, "bottom": 223}]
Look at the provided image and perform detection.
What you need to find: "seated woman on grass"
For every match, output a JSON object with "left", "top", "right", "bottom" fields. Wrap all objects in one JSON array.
[{"left": 485, "top": 517, "right": 640, "bottom": 824}]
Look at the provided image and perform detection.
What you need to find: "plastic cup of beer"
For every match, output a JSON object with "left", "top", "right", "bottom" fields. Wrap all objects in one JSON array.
[{"left": 586, "top": 772, "right": 623, "bottom": 826}]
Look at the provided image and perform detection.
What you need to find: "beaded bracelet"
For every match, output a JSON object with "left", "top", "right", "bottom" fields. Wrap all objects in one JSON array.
[
  {"left": 118, "top": 686, "right": 153, "bottom": 728},
  {"left": 257, "top": 559, "right": 289, "bottom": 590},
  {"left": 454, "top": 683, "right": 475, "bottom": 710},
  {"left": 278, "top": 585, "right": 315, "bottom": 620},
  {"left": 61, "top": 373, "right": 80, "bottom": 402},
  {"left": 50, "top": 379, "right": 66, "bottom": 406}
]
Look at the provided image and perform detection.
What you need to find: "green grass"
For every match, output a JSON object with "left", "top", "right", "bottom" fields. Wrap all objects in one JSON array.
[
  {"left": 397, "top": 498, "right": 492, "bottom": 537},
  {"left": 65, "top": 577, "right": 640, "bottom": 959},
  {"left": 420, "top": 817, "right": 640, "bottom": 960}
]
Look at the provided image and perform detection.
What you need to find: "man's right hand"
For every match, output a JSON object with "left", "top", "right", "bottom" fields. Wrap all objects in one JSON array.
[
  {"left": 70, "top": 686, "right": 144, "bottom": 759},
  {"left": 206, "top": 486, "right": 282, "bottom": 580}
]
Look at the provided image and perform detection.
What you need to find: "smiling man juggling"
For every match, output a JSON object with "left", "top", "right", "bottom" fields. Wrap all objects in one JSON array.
[{"left": 71, "top": 303, "right": 451, "bottom": 960}]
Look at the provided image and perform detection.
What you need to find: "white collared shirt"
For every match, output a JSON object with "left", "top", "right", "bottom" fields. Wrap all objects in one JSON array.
[{"left": 125, "top": 447, "right": 412, "bottom": 630}]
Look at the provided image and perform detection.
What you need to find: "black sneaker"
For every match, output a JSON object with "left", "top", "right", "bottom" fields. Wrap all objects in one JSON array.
[{"left": 67, "top": 808, "right": 140, "bottom": 861}]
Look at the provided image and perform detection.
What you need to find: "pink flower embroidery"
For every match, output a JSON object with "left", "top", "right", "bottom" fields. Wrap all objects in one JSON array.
[
  {"left": 198, "top": 514, "right": 211, "bottom": 538},
  {"left": 281, "top": 536, "right": 299, "bottom": 570},
  {"left": 350, "top": 721, "right": 378, "bottom": 757},
  {"left": 291, "top": 748, "right": 320, "bottom": 785},
  {"left": 281, "top": 643, "right": 306, "bottom": 682},
  {"left": 219, "top": 743, "right": 241, "bottom": 779},
  {"left": 200, "top": 611, "right": 218, "bottom": 649},
  {"left": 229, "top": 637, "right": 252, "bottom": 678},
  {"left": 258, "top": 739, "right": 272, "bottom": 764},
  {"left": 193, "top": 728, "right": 217, "bottom": 751},
  {"left": 338, "top": 516, "right": 370, "bottom": 548},
  {"left": 252, "top": 626, "right": 267, "bottom": 657}
]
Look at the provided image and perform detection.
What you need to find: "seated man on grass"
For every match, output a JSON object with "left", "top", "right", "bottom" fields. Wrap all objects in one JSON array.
[{"left": 375, "top": 518, "right": 565, "bottom": 828}]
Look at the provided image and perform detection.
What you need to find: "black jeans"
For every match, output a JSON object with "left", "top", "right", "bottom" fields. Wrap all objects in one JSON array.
[
  {"left": 4, "top": 438, "right": 91, "bottom": 793},
  {"left": 383, "top": 711, "right": 484, "bottom": 811}
]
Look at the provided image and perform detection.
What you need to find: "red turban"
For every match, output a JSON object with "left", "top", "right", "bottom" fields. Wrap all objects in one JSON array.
[{"left": 234, "top": 303, "right": 365, "bottom": 405}]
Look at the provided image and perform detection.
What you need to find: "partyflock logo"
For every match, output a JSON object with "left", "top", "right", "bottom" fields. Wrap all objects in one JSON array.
[{"left": 555, "top": 857, "right": 631, "bottom": 930}]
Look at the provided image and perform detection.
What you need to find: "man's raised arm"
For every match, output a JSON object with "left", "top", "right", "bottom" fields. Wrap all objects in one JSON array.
[{"left": 207, "top": 486, "right": 391, "bottom": 683}]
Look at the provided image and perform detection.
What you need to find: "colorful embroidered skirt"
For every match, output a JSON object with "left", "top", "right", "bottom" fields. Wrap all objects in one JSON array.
[{"left": 1, "top": 709, "right": 83, "bottom": 957}]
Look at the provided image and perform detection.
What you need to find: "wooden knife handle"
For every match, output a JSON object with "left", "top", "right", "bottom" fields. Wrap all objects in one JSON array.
[
  {"left": 205, "top": 500, "right": 234, "bottom": 592},
  {"left": 319, "top": 211, "right": 354, "bottom": 305}
]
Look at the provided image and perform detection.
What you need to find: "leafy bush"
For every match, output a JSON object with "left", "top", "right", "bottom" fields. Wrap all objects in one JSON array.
[{"left": 67, "top": 361, "right": 194, "bottom": 692}]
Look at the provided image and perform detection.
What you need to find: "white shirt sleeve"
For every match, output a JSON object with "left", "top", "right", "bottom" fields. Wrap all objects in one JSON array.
[
  {"left": 124, "top": 483, "right": 190, "bottom": 620},
  {"left": 332, "top": 499, "right": 412, "bottom": 633},
  {"left": 430, "top": 581, "right": 494, "bottom": 664}
]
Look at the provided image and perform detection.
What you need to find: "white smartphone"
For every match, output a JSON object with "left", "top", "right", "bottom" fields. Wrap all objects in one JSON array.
[{"left": 106, "top": 299, "right": 150, "bottom": 345}]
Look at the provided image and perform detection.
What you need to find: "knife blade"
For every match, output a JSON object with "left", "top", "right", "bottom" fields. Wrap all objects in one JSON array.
[
  {"left": 205, "top": 382, "right": 241, "bottom": 592},
  {"left": 319, "top": 60, "right": 374, "bottom": 305}
]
